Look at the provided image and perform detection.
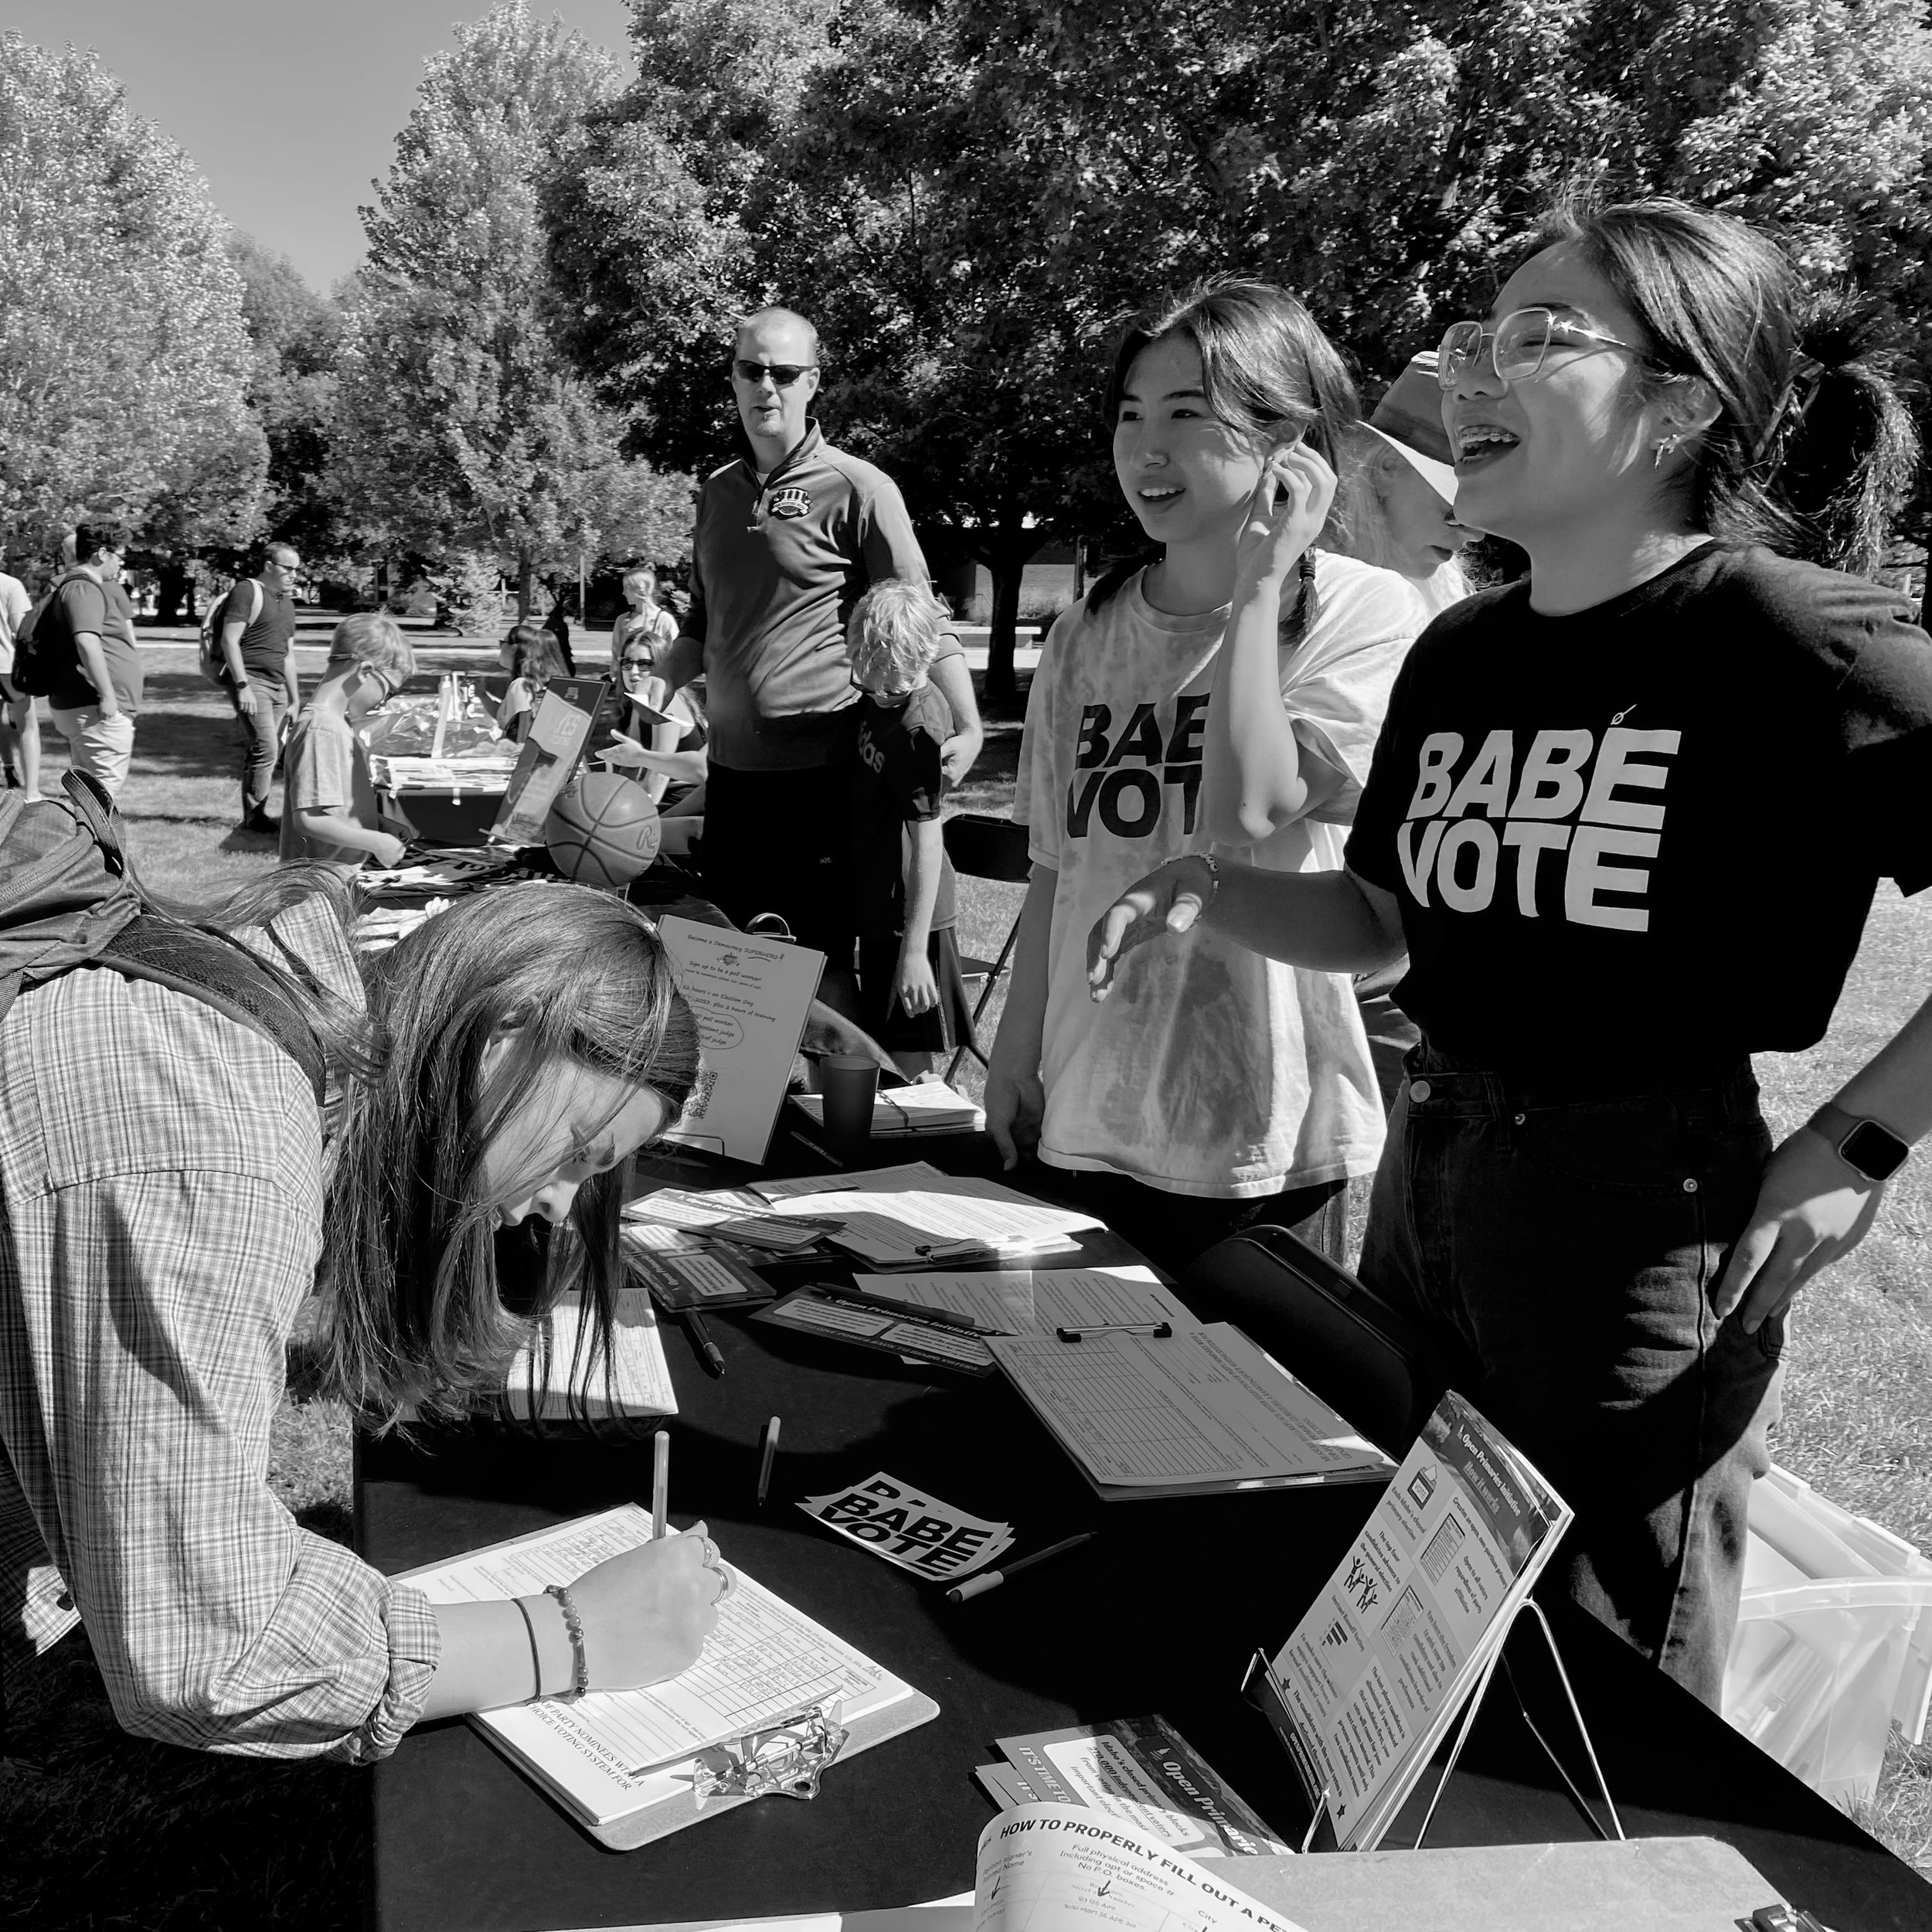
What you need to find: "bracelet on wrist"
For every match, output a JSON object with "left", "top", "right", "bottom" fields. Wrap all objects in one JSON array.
[
  {"left": 544, "top": 1583, "right": 591, "bottom": 1700},
  {"left": 514, "top": 1595, "right": 546, "bottom": 1700},
  {"left": 1195, "top": 852, "right": 1222, "bottom": 913}
]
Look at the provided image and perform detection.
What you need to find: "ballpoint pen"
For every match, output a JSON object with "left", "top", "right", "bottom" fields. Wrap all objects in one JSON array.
[
  {"left": 651, "top": 1429, "right": 670, "bottom": 1539},
  {"left": 681, "top": 1308, "right": 726, "bottom": 1377},
  {"left": 756, "top": 1416, "right": 781, "bottom": 1505},
  {"left": 946, "top": 1532, "right": 1097, "bottom": 1603}
]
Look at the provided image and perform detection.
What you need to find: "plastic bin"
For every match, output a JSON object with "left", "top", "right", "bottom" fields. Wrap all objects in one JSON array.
[{"left": 1722, "top": 1464, "right": 1932, "bottom": 1804}]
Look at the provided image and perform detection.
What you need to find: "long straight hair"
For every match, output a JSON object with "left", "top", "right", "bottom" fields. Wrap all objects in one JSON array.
[
  {"left": 1539, "top": 198, "right": 1918, "bottom": 578},
  {"left": 1090, "top": 278, "right": 1367, "bottom": 636},
  {"left": 318, "top": 883, "right": 699, "bottom": 1429}
]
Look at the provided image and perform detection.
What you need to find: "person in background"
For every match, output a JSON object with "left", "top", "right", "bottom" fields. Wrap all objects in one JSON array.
[
  {"left": 0, "top": 562, "right": 39, "bottom": 798},
  {"left": 1086, "top": 199, "right": 1932, "bottom": 1705},
  {"left": 216, "top": 543, "right": 304, "bottom": 838},
  {"left": 652, "top": 306, "right": 984, "bottom": 1011},
  {"left": 984, "top": 280, "right": 1426, "bottom": 1276},
  {"left": 611, "top": 566, "right": 679, "bottom": 669},
  {"left": 847, "top": 580, "right": 977, "bottom": 1079},
  {"left": 1326, "top": 352, "right": 1476, "bottom": 1107},
  {"left": 497, "top": 622, "right": 570, "bottom": 744},
  {"left": 543, "top": 588, "right": 577, "bottom": 675},
  {"left": 41, "top": 526, "right": 141, "bottom": 799},
  {"left": 607, "top": 638, "right": 708, "bottom": 807},
  {"left": 0, "top": 871, "right": 725, "bottom": 1758},
  {"left": 281, "top": 613, "right": 417, "bottom": 870}
]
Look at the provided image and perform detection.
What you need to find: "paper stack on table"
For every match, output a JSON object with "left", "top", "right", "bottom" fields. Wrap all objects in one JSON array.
[
  {"left": 978, "top": 1714, "right": 1293, "bottom": 1859},
  {"left": 502, "top": 1288, "right": 677, "bottom": 1420},
  {"left": 876, "top": 1267, "right": 1196, "bottom": 1336},
  {"left": 791, "top": 1081, "right": 985, "bottom": 1138},
  {"left": 747, "top": 1162, "right": 1101, "bottom": 1269}
]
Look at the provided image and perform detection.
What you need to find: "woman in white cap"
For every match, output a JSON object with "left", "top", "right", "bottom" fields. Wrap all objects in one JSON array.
[{"left": 1332, "top": 351, "right": 1473, "bottom": 617}]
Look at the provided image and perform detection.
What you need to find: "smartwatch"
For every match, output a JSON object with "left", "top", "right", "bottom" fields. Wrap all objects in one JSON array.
[{"left": 1806, "top": 1100, "right": 1913, "bottom": 1184}]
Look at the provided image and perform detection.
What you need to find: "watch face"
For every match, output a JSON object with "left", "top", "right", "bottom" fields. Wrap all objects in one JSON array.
[{"left": 1842, "top": 1119, "right": 1911, "bottom": 1182}]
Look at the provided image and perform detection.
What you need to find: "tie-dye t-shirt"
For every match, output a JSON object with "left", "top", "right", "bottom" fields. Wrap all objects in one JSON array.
[{"left": 1015, "top": 552, "right": 1425, "bottom": 1196}]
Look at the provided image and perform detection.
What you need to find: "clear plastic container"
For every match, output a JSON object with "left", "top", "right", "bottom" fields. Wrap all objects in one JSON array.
[{"left": 1722, "top": 1464, "right": 1932, "bottom": 1804}]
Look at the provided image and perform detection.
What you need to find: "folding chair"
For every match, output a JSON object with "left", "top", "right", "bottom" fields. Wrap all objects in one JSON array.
[{"left": 940, "top": 812, "right": 1033, "bottom": 1085}]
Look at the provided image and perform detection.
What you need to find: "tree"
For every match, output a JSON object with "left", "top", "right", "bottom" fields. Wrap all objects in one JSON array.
[
  {"left": 331, "top": 2, "right": 692, "bottom": 619},
  {"left": 0, "top": 34, "right": 265, "bottom": 566}
]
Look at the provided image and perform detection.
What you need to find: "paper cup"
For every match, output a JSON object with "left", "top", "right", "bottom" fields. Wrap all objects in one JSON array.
[{"left": 818, "top": 1054, "right": 879, "bottom": 1147}]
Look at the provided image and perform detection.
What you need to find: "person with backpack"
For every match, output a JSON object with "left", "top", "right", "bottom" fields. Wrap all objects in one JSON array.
[
  {"left": 35, "top": 526, "right": 141, "bottom": 799},
  {"left": 213, "top": 544, "right": 304, "bottom": 837},
  {"left": 0, "top": 564, "right": 40, "bottom": 799},
  {"left": 0, "top": 815, "right": 726, "bottom": 1758}
]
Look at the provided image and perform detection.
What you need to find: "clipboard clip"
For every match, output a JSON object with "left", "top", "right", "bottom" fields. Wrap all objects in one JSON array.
[{"left": 689, "top": 1698, "right": 850, "bottom": 1808}]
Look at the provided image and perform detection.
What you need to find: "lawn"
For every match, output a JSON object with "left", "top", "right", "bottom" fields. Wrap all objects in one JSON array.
[{"left": 2, "top": 640, "right": 1929, "bottom": 1927}]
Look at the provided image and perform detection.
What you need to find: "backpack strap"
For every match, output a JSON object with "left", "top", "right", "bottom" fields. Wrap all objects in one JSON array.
[{"left": 97, "top": 913, "right": 328, "bottom": 1106}]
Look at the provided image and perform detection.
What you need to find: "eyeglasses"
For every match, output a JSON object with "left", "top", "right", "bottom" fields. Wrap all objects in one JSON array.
[
  {"left": 732, "top": 359, "right": 815, "bottom": 388},
  {"left": 1437, "top": 308, "right": 1640, "bottom": 389}
]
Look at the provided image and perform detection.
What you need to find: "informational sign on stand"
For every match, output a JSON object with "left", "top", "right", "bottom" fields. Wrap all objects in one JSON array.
[
  {"left": 656, "top": 915, "right": 823, "bottom": 1164},
  {"left": 489, "top": 675, "right": 609, "bottom": 846}
]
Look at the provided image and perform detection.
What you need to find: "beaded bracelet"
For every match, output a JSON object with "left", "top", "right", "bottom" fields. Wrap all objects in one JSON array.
[
  {"left": 1195, "top": 852, "right": 1222, "bottom": 913},
  {"left": 544, "top": 1583, "right": 591, "bottom": 1701}
]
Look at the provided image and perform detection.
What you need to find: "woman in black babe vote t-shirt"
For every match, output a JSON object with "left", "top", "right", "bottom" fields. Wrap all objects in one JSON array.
[{"left": 1085, "top": 199, "right": 1932, "bottom": 1708}]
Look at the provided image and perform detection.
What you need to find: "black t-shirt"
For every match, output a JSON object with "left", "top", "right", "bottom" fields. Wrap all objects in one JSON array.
[
  {"left": 851, "top": 685, "right": 957, "bottom": 938},
  {"left": 1345, "top": 543, "right": 1932, "bottom": 1074}
]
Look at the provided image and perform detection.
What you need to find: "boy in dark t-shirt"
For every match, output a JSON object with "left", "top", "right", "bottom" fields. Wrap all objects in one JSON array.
[{"left": 847, "top": 582, "right": 976, "bottom": 1076}]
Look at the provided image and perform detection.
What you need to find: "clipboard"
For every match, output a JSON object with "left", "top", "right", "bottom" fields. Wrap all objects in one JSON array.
[{"left": 400, "top": 1513, "right": 939, "bottom": 1852}]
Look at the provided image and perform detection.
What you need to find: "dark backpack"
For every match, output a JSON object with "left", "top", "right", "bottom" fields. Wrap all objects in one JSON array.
[
  {"left": 0, "top": 770, "right": 327, "bottom": 1101},
  {"left": 8, "top": 570, "right": 90, "bottom": 699}
]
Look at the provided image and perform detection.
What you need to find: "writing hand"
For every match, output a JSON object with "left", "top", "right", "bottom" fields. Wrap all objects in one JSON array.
[{"left": 571, "top": 1519, "right": 726, "bottom": 1692}]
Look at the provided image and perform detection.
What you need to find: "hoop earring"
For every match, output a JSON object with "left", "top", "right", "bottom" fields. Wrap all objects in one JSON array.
[{"left": 1651, "top": 434, "right": 1681, "bottom": 470}]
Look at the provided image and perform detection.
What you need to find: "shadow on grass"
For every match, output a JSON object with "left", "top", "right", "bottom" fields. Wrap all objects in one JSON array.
[{"left": 0, "top": 1498, "right": 366, "bottom": 1932}]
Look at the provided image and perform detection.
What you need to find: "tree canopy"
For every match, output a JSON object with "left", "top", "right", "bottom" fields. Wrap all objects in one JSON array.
[
  {"left": 332, "top": 1, "right": 692, "bottom": 611},
  {"left": 0, "top": 33, "right": 265, "bottom": 565}
]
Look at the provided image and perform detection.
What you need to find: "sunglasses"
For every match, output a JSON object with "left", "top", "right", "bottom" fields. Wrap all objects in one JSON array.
[
  {"left": 620, "top": 657, "right": 655, "bottom": 676},
  {"left": 1437, "top": 308, "right": 1639, "bottom": 389},
  {"left": 732, "top": 359, "right": 815, "bottom": 388}
]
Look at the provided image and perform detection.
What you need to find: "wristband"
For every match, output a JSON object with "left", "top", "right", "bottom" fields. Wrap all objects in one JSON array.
[
  {"left": 514, "top": 1594, "right": 546, "bottom": 1700},
  {"left": 543, "top": 1583, "right": 591, "bottom": 1700},
  {"left": 1195, "top": 852, "right": 1221, "bottom": 913}
]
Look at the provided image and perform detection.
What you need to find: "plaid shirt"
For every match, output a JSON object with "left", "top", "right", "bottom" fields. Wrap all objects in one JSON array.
[{"left": 0, "top": 896, "right": 439, "bottom": 1760}]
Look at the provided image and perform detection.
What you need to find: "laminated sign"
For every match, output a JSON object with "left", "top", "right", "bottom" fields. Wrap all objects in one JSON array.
[{"left": 800, "top": 1471, "right": 1014, "bottom": 1581}]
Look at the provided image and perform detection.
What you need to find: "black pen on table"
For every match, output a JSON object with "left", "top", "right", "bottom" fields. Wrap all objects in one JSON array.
[
  {"left": 946, "top": 1532, "right": 1097, "bottom": 1604},
  {"left": 756, "top": 1416, "right": 781, "bottom": 1506},
  {"left": 679, "top": 1308, "right": 726, "bottom": 1377}
]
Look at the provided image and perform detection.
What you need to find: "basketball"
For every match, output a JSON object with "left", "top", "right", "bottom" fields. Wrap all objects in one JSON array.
[{"left": 544, "top": 770, "right": 662, "bottom": 887}]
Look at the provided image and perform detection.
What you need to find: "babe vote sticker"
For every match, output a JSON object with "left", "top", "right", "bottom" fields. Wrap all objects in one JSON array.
[{"left": 800, "top": 1471, "right": 1014, "bottom": 1580}]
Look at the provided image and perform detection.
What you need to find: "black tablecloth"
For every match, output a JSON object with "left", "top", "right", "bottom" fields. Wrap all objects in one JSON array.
[{"left": 361, "top": 1141, "right": 1931, "bottom": 1932}]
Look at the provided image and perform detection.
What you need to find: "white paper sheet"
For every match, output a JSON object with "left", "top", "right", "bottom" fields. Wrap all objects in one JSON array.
[
  {"left": 406, "top": 1504, "right": 915, "bottom": 1825},
  {"left": 504, "top": 1289, "right": 677, "bottom": 1420},
  {"left": 988, "top": 1324, "right": 1393, "bottom": 1492},
  {"left": 749, "top": 1164, "right": 1100, "bottom": 1263},
  {"left": 974, "top": 1804, "right": 1308, "bottom": 1932},
  {"left": 658, "top": 917, "right": 824, "bottom": 1164},
  {"left": 870, "top": 1269, "right": 1199, "bottom": 1338}
]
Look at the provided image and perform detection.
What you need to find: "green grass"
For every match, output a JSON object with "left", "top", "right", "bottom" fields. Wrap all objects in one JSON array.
[{"left": 5, "top": 648, "right": 1930, "bottom": 1926}]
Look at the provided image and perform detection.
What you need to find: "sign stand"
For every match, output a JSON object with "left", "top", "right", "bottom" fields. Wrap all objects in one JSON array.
[{"left": 1243, "top": 1594, "right": 1625, "bottom": 1852}]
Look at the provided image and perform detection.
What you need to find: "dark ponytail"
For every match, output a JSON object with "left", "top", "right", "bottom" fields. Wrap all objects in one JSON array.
[{"left": 1542, "top": 198, "right": 1918, "bottom": 579}]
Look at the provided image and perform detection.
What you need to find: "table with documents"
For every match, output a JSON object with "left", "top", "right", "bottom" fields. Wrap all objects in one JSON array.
[{"left": 360, "top": 1132, "right": 1931, "bottom": 1932}]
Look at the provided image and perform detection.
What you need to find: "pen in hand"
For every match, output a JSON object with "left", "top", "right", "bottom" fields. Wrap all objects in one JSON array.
[{"left": 652, "top": 1428, "right": 670, "bottom": 1539}]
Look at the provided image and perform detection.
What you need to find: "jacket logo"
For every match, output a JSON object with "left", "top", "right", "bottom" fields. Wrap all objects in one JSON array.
[{"left": 767, "top": 486, "right": 811, "bottom": 519}]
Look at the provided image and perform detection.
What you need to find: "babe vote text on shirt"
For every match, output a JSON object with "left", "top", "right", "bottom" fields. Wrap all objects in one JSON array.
[
  {"left": 1063, "top": 694, "right": 1211, "bottom": 842},
  {"left": 1396, "top": 723, "right": 1677, "bottom": 932}
]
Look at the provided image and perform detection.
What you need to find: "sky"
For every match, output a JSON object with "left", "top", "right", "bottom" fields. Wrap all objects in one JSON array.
[{"left": 5, "top": 0, "right": 637, "bottom": 291}]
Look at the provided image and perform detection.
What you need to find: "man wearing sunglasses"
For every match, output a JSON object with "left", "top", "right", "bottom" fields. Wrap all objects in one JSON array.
[{"left": 655, "top": 307, "right": 983, "bottom": 1009}]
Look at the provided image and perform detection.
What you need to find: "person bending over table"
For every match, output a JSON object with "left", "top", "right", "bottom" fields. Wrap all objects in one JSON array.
[
  {"left": 0, "top": 878, "right": 726, "bottom": 1757},
  {"left": 1087, "top": 198, "right": 1932, "bottom": 1707}
]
